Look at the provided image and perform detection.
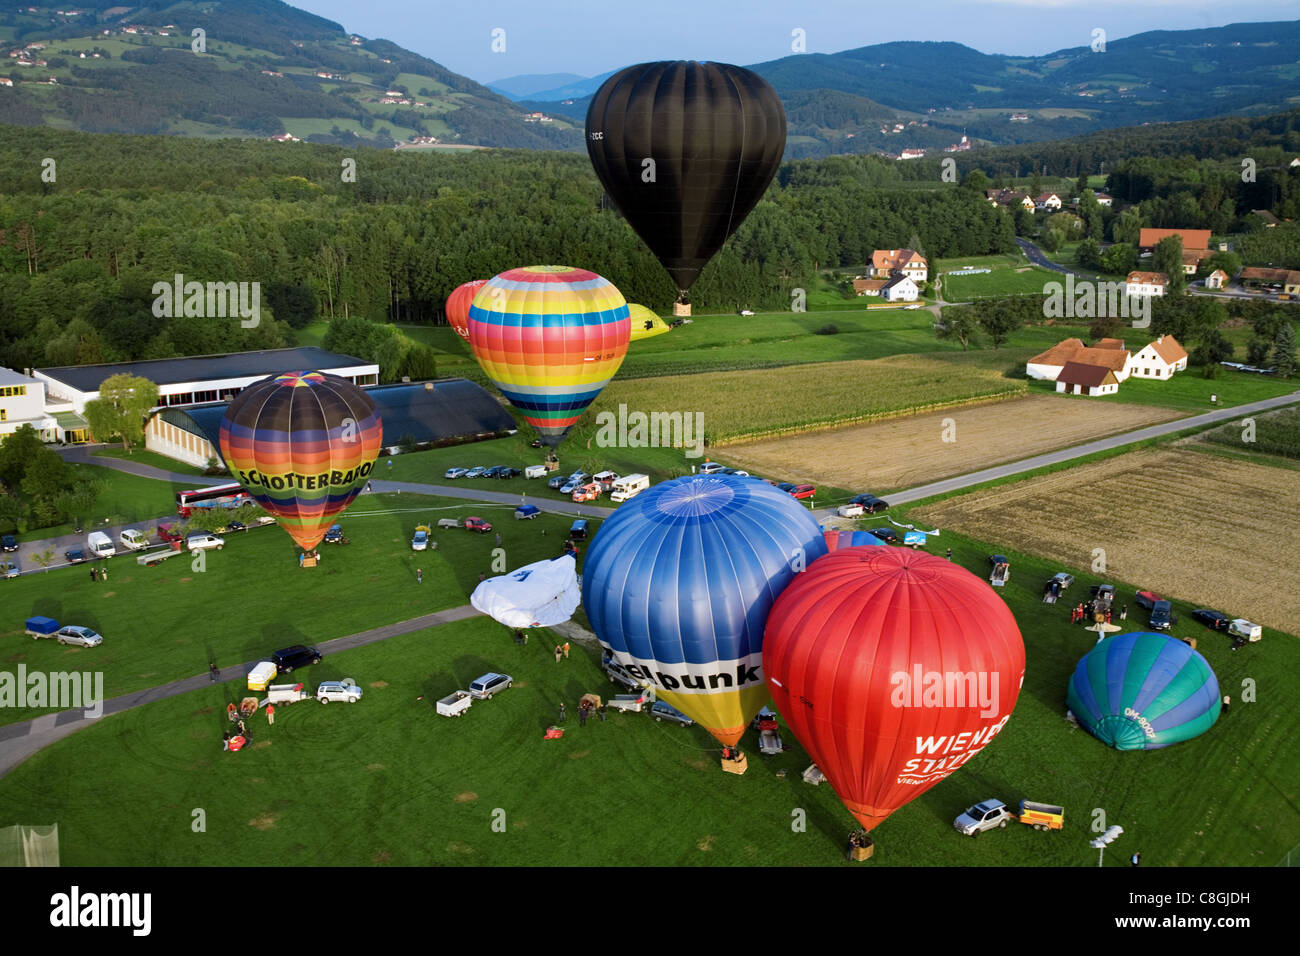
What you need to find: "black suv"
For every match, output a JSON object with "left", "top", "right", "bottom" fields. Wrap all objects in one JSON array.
[
  {"left": 1, "top": 534, "right": 17, "bottom": 552},
  {"left": 272, "top": 644, "right": 323, "bottom": 673}
]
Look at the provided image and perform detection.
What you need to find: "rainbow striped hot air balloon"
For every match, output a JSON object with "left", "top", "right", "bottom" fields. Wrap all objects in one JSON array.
[
  {"left": 467, "top": 265, "right": 630, "bottom": 446},
  {"left": 218, "top": 371, "right": 383, "bottom": 552}
]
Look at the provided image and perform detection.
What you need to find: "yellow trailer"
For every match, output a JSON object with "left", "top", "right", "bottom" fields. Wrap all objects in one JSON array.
[{"left": 1016, "top": 799, "right": 1064, "bottom": 830}]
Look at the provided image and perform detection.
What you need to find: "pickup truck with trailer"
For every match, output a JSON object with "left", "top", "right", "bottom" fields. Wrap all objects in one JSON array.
[
  {"left": 437, "top": 690, "right": 474, "bottom": 717},
  {"left": 25, "top": 616, "right": 60, "bottom": 639}
]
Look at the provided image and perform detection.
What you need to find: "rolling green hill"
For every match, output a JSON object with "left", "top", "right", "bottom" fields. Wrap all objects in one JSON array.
[{"left": 0, "top": 0, "right": 583, "bottom": 150}]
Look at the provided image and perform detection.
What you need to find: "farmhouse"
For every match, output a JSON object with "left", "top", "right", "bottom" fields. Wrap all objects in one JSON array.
[
  {"left": 1238, "top": 267, "right": 1300, "bottom": 293},
  {"left": 871, "top": 249, "right": 928, "bottom": 283},
  {"left": 1126, "top": 271, "right": 1168, "bottom": 297},
  {"left": 1025, "top": 339, "right": 1132, "bottom": 382},
  {"left": 146, "top": 379, "right": 517, "bottom": 469},
  {"left": 1055, "top": 361, "right": 1120, "bottom": 396},
  {"left": 985, "top": 189, "right": 1035, "bottom": 210},
  {"left": 1034, "top": 193, "right": 1062, "bottom": 211},
  {"left": 881, "top": 274, "right": 920, "bottom": 302},
  {"left": 1138, "top": 228, "right": 1211, "bottom": 272},
  {"left": 852, "top": 278, "right": 888, "bottom": 296},
  {"left": 1093, "top": 192, "right": 1114, "bottom": 206},
  {"left": 1129, "top": 335, "right": 1188, "bottom": 379}
]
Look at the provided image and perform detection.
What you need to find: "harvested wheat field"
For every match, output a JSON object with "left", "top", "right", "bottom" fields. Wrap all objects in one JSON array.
[
  {"left": 722, "top": 395, "right": 1183, "bottom": 491},
  {"left": 913, "top": 447, "right": 1300, "bottom": 631}
]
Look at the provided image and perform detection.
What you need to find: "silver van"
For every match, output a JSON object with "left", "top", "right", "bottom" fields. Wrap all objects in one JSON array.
[{"left": 468, "top": 673, "right": 513, "bottom": 700}]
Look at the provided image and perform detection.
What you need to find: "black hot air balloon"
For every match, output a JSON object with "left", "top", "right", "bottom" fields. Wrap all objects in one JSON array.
[{"left": 585, "top": 61, "right": 787, "bottom": 310}]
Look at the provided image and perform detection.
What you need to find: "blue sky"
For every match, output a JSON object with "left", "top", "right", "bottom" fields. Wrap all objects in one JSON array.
[{"left": 291, "top": 0, "right": 1298, "bottom": 84}]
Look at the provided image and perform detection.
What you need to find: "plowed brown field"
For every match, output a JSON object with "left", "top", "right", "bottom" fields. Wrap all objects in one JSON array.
[
  {"left": 913, "top": 447, "right": 1300, "bottom": 631},
  {"left": 722, "top": 396, "right": 1183, "bottom": 491}
]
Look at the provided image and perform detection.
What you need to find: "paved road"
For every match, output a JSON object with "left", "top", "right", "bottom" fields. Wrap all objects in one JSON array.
[
  {"left": 0, "top": 604, "right": 482, "bottom": 779},
  {"left": 1015, "top": 237, "right": 1094, "bottom": 280}
]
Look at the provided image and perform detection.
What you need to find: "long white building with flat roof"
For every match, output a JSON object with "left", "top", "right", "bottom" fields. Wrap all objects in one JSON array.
[{"left": 26, "top": 347, "right": 378, "bottom": 444}]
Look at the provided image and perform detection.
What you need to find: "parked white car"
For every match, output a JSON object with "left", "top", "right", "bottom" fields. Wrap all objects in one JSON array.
[
  {"left": 119, "top": 528, "right": 150, "bottom": 551},
  {"left": 54, "top": 625, "right": 103, "bottom": 648},
  {"left": 316, "top": 678, "right": 363, "bottom": 704},
  {"left": 186, "top": 533, "right": 225, "bottom": 552}
]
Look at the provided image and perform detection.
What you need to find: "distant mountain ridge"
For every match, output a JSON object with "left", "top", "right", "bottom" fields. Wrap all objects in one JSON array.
[{"left": 0, "top": 0, "right": 584, "bottom": 149}]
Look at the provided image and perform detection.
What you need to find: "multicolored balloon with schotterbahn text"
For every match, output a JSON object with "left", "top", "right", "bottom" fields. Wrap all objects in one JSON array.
[{"left": 218, "top": 370, "right": 383, "bottom": 551}]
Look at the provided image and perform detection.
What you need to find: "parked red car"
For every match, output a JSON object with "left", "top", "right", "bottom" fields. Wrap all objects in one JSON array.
[
  {"left": 156, "top": 522, "right": 183, "bottom": 543},
  {"left": 789, "top": 484, "right": 817, "bottom": 500},
  {"left": 464, "top": 517, "right": 493, "bottom": 534}
]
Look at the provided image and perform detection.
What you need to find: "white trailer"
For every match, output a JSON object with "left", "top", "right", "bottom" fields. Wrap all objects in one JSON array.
[
  {"left": 524, "top": 464, "right": 548, "bottom": 479},
  {"left": 264, "top": 683, "right": 310, "bottom": 705},
  {"left": 437, "top": 690, "right": 473, "bottom": 717},
  {"left": 609, "top": 474, "right": 650, "bottom": 502},
  {"left": 606, "top": 693, "right": 652, "bottom": 713}
]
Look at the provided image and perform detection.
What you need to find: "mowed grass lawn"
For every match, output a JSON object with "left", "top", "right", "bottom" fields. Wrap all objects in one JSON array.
[
  {"left": 0, "top": 493, "right": 594, "bottom": 727},
  {"left": 1029, "top": 368, "right": 1299, "bottom": 411},
  {"left": 941, "top": 265, "right": 1060, "bottom": 301},
  {"left": 2, "top": 524, "right": 1293, "bottom": 866}
]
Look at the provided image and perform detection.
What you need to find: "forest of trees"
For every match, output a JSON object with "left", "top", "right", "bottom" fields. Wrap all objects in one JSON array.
[{"left": 0, "top": 124, "right": 1015, "bottom": 373}]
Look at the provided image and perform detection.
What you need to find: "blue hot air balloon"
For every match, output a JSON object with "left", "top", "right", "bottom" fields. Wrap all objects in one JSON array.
[
  {"left": 581, "top": 474, "right": 828, "bottom": 746},
  {"left": 1067, "top": 631, "right": 1221, "bottom": 751}
]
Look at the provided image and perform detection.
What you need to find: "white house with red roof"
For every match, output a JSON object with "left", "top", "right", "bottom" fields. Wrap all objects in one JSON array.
[{"left": 1129, "top": 335, "right": 1188, "bottom": 380}]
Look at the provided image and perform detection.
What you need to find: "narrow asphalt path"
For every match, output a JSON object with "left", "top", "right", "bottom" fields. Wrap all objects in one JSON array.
[
  {"left": 862, "top": 389, "right": 1300, "bottom": 508},
  {"left": 1015, "top": 237, "right": 1094, "bottom": 280},
  {"left": 0, "top": 604, "right": 482, "bottom": 779}
]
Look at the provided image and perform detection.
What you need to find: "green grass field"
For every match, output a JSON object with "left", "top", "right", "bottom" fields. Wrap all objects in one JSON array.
[
  {"left": 941, "top": 265, "right": 1059, "bottom": 301},
  {"left": 91, "top": 447, "right": 208, "bottom": 477},
  {"left": 1, "top": 492, "right": 593, "bottom": 726},
  {"left": 16, "top": 464, "right": 186, "bottom": 542},
  {"left": 1, "top": 520, "right": 1293, "bottom": 866}
]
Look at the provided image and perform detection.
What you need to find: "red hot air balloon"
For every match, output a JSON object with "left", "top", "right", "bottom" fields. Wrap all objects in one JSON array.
[
  {"left": 445, "top": 279, "right": 488, "bottom": 341},
  {"left": 763, "top": 547, "right": 1025, "bottom": 835}
]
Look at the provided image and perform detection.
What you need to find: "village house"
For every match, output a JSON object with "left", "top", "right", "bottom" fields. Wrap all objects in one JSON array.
[
  {"left": 871, "top": 249, "right": 928, "bottom": 283},
  {"left": 1093, "top": 192, "right": 1114, "bottom": 206},
  {"left": 1034, "top": 193, "right": 1062, "bottom": 211},
  {"left": 880, "top": 275, "right": 919, "bottom": 302},
  {"left": 1204, "top": 269, "right": 1229, "bottom": 290},
  {"left": 1238, "top": 267, "right": 1300, "bottom": 294},
  {"left": 1126, "top": 271, "right": 1168, "bottom": 297},
  {"left": 1138, "top": 228, "right": 1211, "bottom": 272},
  {"left": 852, "top": 278, "right": 888, "bottom": 297},
  {"left": 1025, "top": 338, "right": 1132, "bottom": 382},
  {"left": 1055, "top": 361, "right": 1119, "bottom": 396},
  {"left": 1129, "top": 335, "right": 1188, "bottom": 379}
]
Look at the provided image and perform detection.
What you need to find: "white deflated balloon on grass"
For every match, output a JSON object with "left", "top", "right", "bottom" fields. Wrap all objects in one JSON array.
[{"left": 471, "top": 554, "right": 581, "bottom": 628}]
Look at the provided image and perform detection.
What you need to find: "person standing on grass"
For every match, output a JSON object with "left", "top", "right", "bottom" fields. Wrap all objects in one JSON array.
[
  {"left": 579, "top": 705, "right": 588, "bottom": 728},
  {"left": 1120, "top": 605, "right": 1128, "bottom": 621},
  {"left": 494, "top": 532, "right": 501, "bottom": 547},
  {"left": 416, "top": 568, "right": 423, "bottom": 584},
  {"left": 1222, "top": 695, "right": 1230, "bottom": 715},
  {"left": 101, "top": 566, "right": 108, "bottom": 583},
  {"left": 89, "top": 567, "right": 97, "bottom": 583},
  {"left": 558, "top": 702, "right": 566, "bottom": 723},
  {"left": 598, "top": 704, "right": 606, "bottom": 723},
  {"left": 554, "top": 644, "right": 563, "bottom": 663},
  {"left": 562, "top": 641, "right": 571, "bottom": 659},
  {"left": 266, "top": 704, "right": 276, "bottom": 726},
  {"left": 946, "top": 548, "right": 952, "bottom": 561}
]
